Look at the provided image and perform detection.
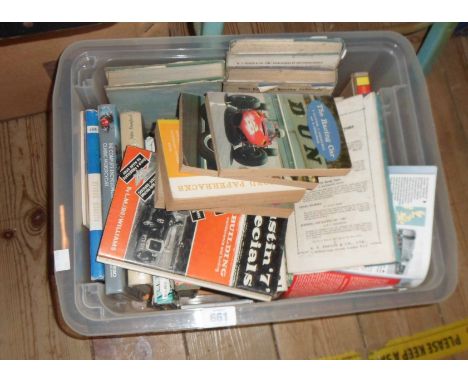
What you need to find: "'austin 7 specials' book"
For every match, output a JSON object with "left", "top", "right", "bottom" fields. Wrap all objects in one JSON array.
[{"left": 97, "top": 145, "right": 288, "bottom": 301}]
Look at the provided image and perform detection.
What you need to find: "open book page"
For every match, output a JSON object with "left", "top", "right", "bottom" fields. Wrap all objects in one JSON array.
[
  {"left": 344, "top": 166, "right": 437, "bottom": 288},
  {"left": 286, "top": 93, "right": 397, "bottom": 273}
]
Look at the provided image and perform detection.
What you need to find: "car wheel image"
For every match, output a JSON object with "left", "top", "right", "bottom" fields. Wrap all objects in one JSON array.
[
  {"left": 264, "top": 147, "right": 278, "bottom": 157},
  {"left": 198, "top": 131, "right": 217, "bottom": 170},
  {"left": 225, "top": 94, "right": 261, "bottom": 110},
  {"left": 232, "top": 146, "right": 268, "bottom": 166},
  {"left": 224, "top": 106, "right": 243, "bottom": 145}
]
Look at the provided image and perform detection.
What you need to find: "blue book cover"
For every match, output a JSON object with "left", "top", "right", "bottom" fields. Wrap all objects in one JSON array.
[
  {"left": 85, "top": 109, "right": 105, "bottom": 281},
  {"left": 97, "top": 104, "right": 127, "bottom": 295}
]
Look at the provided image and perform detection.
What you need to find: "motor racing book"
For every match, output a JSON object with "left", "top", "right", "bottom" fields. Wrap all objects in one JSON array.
[
  {"left": 205, "top": 92, "right": 352, "bottom": 179},
  {"left": 97, "top": 146, "right": 288, "bottom": 301},
  {"left": 179, "top": 93, "right": 318, "bottom": 190},
  {"left": 157, "top": 119, "right": 304, "bottom": 216},
  {"left": 285, "top": 93, "right": 398, "bottom": 273}
]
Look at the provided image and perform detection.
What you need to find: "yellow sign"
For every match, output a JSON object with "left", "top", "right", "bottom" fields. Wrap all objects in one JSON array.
[
  {"left": 320, "top": 351, "right": 362, "bottom": 360},
  {"left": 369, "top": 318, "right": 468, "bottom": 360}
]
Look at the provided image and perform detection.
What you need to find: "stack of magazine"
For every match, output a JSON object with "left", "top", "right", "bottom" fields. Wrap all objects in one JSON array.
[{"left": 77, "top": 37, "right": 437, "bottom": 310}]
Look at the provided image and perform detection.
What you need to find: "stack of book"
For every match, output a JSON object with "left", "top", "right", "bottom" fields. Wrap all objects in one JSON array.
[
  {"left": 223, "top": 37, "right": 345, "bottom": 95},
  {"left": 77, "top": 37, "right": 437, "bottom": 309}
]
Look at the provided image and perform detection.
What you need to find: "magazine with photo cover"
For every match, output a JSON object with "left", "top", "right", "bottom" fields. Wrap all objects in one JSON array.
[
  {"left": 179, "top": 93, "right": 319, "bottom": 189},
  {"left": 97, "top": 145, "right": 288, "bottom": 301},
  {"left": 205, "top": 92, "right": 352, "bottom": 178}
]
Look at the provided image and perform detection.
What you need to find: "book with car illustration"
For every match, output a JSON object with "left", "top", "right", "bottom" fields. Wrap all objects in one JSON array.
[
  {"left": 179, "top": 93, "right": 319, "bottom": 189},
  {"left": 97, "top": 145, "right": 288, "bottom": 302},
  {"left": 205, "top": 92, "right": 352, "bottom": 179},
  {"left": 156, "top": 119, "right": 303, "bottom": 216}
]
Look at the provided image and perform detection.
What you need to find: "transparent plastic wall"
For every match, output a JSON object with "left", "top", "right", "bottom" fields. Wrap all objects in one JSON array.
[{"left": 52, "top": 32, "right": 457, "bottom": 336}]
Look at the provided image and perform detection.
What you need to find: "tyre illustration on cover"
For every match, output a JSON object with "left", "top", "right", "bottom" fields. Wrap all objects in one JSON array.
[
  {"left": 222, "top": 94, "right": 283, "bottom": 167},
  {"left": 198, "top": 103, "right": 217, "bottom": 170}
]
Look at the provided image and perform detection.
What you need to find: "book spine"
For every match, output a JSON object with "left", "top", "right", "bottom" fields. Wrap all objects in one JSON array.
[
  {"left": 222, "top": 81, "right": 334, "bottom": 95},
  {"left": 98, "top": 104, "right": 127, "bottom": 295},
  {"left": 226, "top": 52, "right": 340, "bottom": 69},
  {"left": 85, "top": 109, "right": 105, "bottom": 281},
  {"left": 120, "top": 110, "right": 154, "bottom": 294},
  {"left": 80, "top": 111, "right": 89, "bottom": 228}
]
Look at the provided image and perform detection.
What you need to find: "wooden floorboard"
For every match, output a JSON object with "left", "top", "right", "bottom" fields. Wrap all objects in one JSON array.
[
  {"left": 427, "top": 36, "right": 468, "bottom": 359},
  {"left": 273, "top": 316, "right": 366, "bottom": 359},
  {"left": 0, "top": 23, "right": 466, "bottom": 360},
  {"left": 92, "top": 333, "right": 187, "bottom": 360},
  {"left": 184, "top": 325, "right": 278, "bottom": 359},
  {"left": 0, "top": 115, "right": 92, "bottom": 359}
]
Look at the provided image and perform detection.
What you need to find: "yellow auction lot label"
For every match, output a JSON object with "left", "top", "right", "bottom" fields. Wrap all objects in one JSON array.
[{"left": 369, "top": 318, "right": 468, "bottom": 360}]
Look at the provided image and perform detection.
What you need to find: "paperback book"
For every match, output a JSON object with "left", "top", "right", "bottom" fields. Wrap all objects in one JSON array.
[
  {"left": 157, "top": 119, "right": 303, "bottom": 216},
  {"left": 205, "top": 92, "right": 352, "bottom": 178},
  {"left": 285, "top": 93, "right": 398, "bottom": 273},
  {"left": 97, "top": 146, "right": 288, "bottom": 301},
  {"left": 179, "top": 93, "right": 318, "bottom": 189}
]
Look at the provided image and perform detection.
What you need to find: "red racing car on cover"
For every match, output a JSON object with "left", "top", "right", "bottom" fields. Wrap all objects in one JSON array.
[{"left": 199, "top": 94, "right": 284, "bottom": 167}]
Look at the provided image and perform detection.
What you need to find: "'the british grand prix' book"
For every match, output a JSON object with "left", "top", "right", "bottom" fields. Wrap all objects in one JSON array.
[{"left": 97, "top": 146, "right": 288, "bottom": 301}]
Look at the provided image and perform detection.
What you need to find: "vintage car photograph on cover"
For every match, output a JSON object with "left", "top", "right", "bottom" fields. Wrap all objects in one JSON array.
[{"left": 205, "top": 92, "right": 352, "bottom": 176}]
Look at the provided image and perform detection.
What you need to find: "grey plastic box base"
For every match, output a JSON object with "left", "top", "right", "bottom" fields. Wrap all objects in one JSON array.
[{"left": 52, "top": 32, "right": 458, "bottom": 337}]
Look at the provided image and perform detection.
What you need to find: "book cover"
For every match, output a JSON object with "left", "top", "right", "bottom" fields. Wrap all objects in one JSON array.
[
  {"left": 179, "top": 93, "right": 319, "bottom": 190},
  {"left": 97, "top": 146, "right": 288, "bottom": 301},
  {"left": 85, "top": 109, "right": 105, "bottom": 281},
  {"left": 157, "top": 119, "right": 304, "bottom": 214},
  {"left": 206, "top": 92, "right": 352, "bottom": 178},
  {"left": 120, "top": 110, "right": 153, "bottom": 299},
  {"left": 285, "top": 93, "right": 397, "bottom": 273}
]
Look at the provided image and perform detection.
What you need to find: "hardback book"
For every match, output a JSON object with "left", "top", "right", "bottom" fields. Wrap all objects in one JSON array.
[
  {"left": 97, "top": 146, "right": 288, "bottom": 302},
  {"left": 85, "top": 109, "right": 105, "bottom": 281},
  {"left": 283, "top": 166, "right": 438, "bottom": 298},
  {"left": 222, "top": 82, "right": 334, "bottom": 96},
  {"left": 205, "top": 92, "right": 352, "bottom": 178},
  {"left": 79, "top": 111, "right": 89, "bottom": 228},
  {"left": 226, "top": 52, "right": 342, "bottom": 70},
  {"left": 120, "top": 110, "right": 153, "bottom": 299},
  {"left": 179, "top": 93, "right": 319, "bottom": 190},
  {"left": 156, "top": 119, "right": 304, "bottom": 216},
  {"left": 106, "top": 80, "right": 222, "bottom": 132},
  {"left": 105, "top": 60, "right": 225, "bottom": 87},
  {"left": 228, "top": 37, "right": 345, "bottom": 55},
  {"left": 98, "top": 104, "right": 122, "bottom": 220},
  {"left": 285, "top": 93, "right": 398, "bottom": 273},
  {"left": 98, "top": 104, "right": 130, "bottom": 298},
  {"left": 226, "top": 68, "right": 336, "bottom": 85}
]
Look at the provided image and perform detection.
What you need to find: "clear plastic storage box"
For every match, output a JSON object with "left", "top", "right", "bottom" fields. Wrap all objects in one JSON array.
[{"left": 52, "top": 31, "right": 458, "bottom": 336}]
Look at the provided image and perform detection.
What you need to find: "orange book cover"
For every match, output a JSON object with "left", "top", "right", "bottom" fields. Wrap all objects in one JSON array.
[{"left": 98, "top": 146, "right": 288, "bottom": 300}]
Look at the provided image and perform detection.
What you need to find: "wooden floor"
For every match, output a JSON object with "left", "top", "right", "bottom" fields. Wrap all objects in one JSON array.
[{"left": 0, "top": 23, "right": 467, "bottom": 359}]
